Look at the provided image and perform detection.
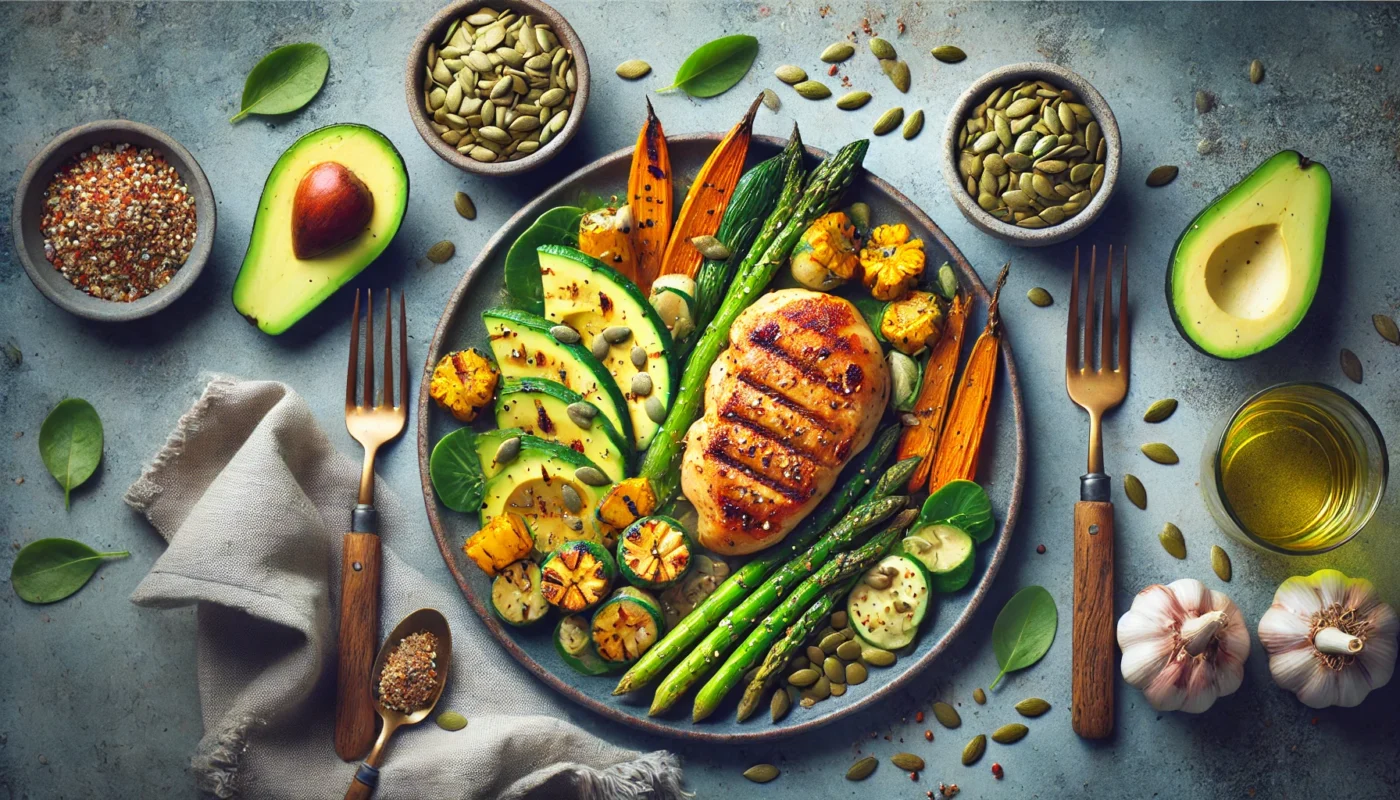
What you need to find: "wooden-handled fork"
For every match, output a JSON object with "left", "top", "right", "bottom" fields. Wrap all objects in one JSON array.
[
  {"left": 335, "top": 289, "right": 408, "bottom": 761},
  {"left": 1064, "top": 246, "right": 1128, "bottom": 740}
]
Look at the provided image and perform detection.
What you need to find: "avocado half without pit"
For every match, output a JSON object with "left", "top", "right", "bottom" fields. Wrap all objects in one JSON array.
[
  {"left": 232, "top": 124, "right": 409, "bottom": 334},
  {"left": 1167, "top": 150, "right": 1331, "bottom": 359}
]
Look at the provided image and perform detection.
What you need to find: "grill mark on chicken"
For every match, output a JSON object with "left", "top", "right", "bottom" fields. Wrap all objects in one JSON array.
[
  {"left": 746, "top": 322, "right": 867, "bottom": 396},
  {"left": 734, "top": 367, "right": 858, "bottom": 435},
  {"left": 704, "top": 421, "right": 820, "bottom": 496},
  {"left": 718, "top": 389, "right": 842, "bottom": 468},
  {"left": 704, "top": 448, "right": 807, "bottom": 501}
]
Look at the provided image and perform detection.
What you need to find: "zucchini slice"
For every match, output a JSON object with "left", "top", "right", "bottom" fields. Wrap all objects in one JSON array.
[
  {"left": 555, "top": 613, "right": 612, "bottom": 676},
  {"left": 617, "top": 515, "right": 694, "bottom": 589},
  {"left": 540, "top": 540, "right": 616, "bottom": 613},
  {"left": 847, "top": 554, "right": 932, "bottom": 650},
  {"left": 901, "top": 523, "right": 976, "bottom": 593},
  {"left": 494, "top": 377, "right": 631, "bottom": 482},
  {"left": 590, "top": 586, "right": 666, "bottom": 667},
  {"left": 490, "top": 560, "right": 550, "bottom": 627}
]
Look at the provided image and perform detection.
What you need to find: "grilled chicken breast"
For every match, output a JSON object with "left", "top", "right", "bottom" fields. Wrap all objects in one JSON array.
[{"left": 682, "top": 289, "right": 889, "bottom": 555}]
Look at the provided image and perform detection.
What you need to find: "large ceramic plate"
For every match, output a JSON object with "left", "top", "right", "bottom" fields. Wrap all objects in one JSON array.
[{"left": 418, "top": 134, "right": 1026, "bottom": 741}]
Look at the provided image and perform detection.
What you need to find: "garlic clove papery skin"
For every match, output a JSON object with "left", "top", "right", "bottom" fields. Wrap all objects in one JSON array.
[{"left": 1116, "top": 579, "right": 1250, "bottom": 713}]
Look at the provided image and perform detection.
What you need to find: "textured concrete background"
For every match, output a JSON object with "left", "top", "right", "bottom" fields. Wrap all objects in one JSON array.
[{"left": 2, "top": 2, "right": 1398, "bottom": 798}]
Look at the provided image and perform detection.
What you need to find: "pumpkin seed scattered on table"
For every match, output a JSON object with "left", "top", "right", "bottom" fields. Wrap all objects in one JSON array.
[
  {"left": 426, "top": 240, "right": 456, "bottom": 263},
  {"left": 821, "top": 42, "right": 855, "bottom": 63},
  {"left": 1340, "top": 348, "right": 1363, "bottom": 383},
  {"left": 744, "top": 764, "right": 780, "bottom": 783},
  {"left": 1143, "top": 398, "right": 1178, "bottom": 423},
  {"left": 1211, "top": 545, "right": 1233, "bottom": 582},
  {"left": 1123, "top": 474, "right": 1147, "bottom": 509},
  {"left": 891, "top": 753, "right": 925, "bottom": 771},
  {"left": 836, "top": 90, "right": 872, "bottom": 110},
  {"left": 903, "top": 109, "right": 925, "bottom": 140},
  {"left": 973, "top": 687, "right": 987, "bottom": 705},
  {"left": 454, "top": 191, "right": 477, "bottom": 220},
  {"left": 869, "top": 37, "right": 896, "bottom": 60},
  {"left": 1159, "top": 523, "right": 1187, "bottom": 559},
  {"left": 1373, "top": 314, "right": 1399, "bottom": 344},
  {"left": 1195, "top": 90, "right": 1214, "bottom": 114},
  {"left": 794, "top": 80, "right": 832, "bottom": 100},
  {"left": 992, "top": 723, "right": 1029, "bottom": 744},
  {"left": 1249, "top": 59, "right": 1265, "bottom": 84},
  {"left": 761, "top": 87, "right": 780, "bottom": 111},
  {"left": 873, "top": 107, "right": 905, "bottom": 136},
  {"left": 615, "top": 59, "right": 651, "bottom": 80},
  {"left": 932, "top": 45, "right": 967, "bottom": 63},
  {"left": 1013, "top": 697, "right": 1051, "bottom": 717},
  {"left": 961, "top": 734, "right": 987, "bottom": 765},
  {"left": 932, "top": 701, "right": 961, "bottom": 728},
  {"left": 1027, "top": 287, "right": 1053, "bottom": 307},
  {"left": 846, "top": 756, "right": 878, "bottom": 781},
  {"left": 1141, "top": 442, "right": 1180, "bottom": 465},
  {"left": 775, "top": 65, "right": 807, "bottom": 84},
  {"left": 1146, "top": 165, "right": 1179, "bottom": 187},
  {"left": 435, "top": 710, "right": 468, "bottom": 731},
  {"left": 884, "top": 59, "right": 911, "bottom": 93}
]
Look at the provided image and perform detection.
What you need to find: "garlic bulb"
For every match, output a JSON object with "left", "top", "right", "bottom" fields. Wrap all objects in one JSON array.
[
  {"left": 1116, "top": 579, "right": 1250, "bottom": 713},
  {"left": 1257, "top": 569, "right": 1397, "bottom": 709}
]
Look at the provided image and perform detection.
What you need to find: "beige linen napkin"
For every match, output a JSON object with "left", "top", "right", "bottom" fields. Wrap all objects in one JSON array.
[{"left": 124, "top": 377, "right": 685, "bottom": 800}]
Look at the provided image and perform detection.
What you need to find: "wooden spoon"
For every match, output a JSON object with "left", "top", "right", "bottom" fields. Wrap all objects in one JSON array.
[{"left": 344, "top": 608, "right": 453, "bottom": 800}]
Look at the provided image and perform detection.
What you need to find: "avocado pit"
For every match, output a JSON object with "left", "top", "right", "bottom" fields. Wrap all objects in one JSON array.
[{"left": 291, "top": 161, "right": 374, "bottom": 259}]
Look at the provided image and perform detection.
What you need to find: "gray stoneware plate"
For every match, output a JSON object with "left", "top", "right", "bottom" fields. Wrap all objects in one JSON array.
[{"left": 417, "top": 133, "right": 1026, "bottom": 742}]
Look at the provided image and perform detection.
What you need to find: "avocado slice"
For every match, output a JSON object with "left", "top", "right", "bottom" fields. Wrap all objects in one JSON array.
[
  {"left": 232, "top": 124, "right": 409, "bottom": 334},
  {"left": 479, "top": 434, "right": 610, "bottom": 559},
  {"left": 1167, "top": 150, "right": 1331, "bottom": 359}
]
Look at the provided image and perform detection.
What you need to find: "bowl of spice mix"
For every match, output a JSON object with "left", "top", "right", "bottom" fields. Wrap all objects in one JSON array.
[
  {"left": 11, "top": 120, "right": 215, "bottom": 321},
  {"left": 941, "top": 62, "right": 1121, "bottom": 247},
  {"left": 405, "top": 0, "right": 589, "bottom": 176}
]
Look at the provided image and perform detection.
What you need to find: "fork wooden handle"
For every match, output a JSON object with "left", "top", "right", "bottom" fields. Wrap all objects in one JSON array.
[
  {"left": 335, "top": 532, "right": 381, "bottom": 761},
  {"left": 1072, "top": 500, "right": 1115, "bottom": 739}
]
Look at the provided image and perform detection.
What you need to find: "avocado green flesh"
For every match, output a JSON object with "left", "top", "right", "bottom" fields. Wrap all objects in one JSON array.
[
  {"left": 478, "top": 436, "right": 609, "bottom": 559},
  {"left": 232, "top": 124, "right": 408, "bottom": 335},
  {"left": 1168, "top": 150, "right": 1330, "bottom": 359},
  {"left": 494, "top": 378, "right": 631, "bottom": 482}
]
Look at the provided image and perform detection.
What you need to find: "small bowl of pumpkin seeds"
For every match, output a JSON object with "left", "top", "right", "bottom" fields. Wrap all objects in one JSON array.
[
  {"left": 941, "top": 62, "right": 1120, "bottom": 246},
  {"left": 406, "top": 0, "right": 589, "bottom": 176}
]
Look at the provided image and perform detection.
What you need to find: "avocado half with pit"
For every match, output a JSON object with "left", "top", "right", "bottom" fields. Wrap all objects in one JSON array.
[
  {"left": 233, "top": 124, "right": 409, "bottom": 334},
  {"left": 1167, "top": 150, "right": 1331, "bottom": 359}
]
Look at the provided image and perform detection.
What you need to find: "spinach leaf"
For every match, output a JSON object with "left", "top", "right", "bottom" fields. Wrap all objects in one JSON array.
[
  {"left": 231, "top": 43, "right": 330, "bottom": 123},
  {"left": 11, "top": 538, "right": 128, "bottom": 604},
  {"left": 919, "top": 479, "right": 993, "bottom": 543},
  {"left": 39, "top": 398, "right": 103, "bottom": 508},
  {"left": 504, "top": 206, "right": 582, "bottom": 314},
  {"left": 990, "top": 585, "right": 1058, "bottom": 689},
  {"left": 659, "top": 35, "right": 759, "bottom": 98},
  {"left": 430, "top": 428, "right": 486, "bottom": 513}
]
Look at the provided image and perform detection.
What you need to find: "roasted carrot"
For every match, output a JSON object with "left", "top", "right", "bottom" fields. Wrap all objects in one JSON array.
[
  {"left": 928, "top": 264, "right": 1010, "bottom": 491},
  {"left": 898, "top": 293, "right": 970, "bottom": 491},
  {"left": 628, "top": 100, "right": 672, "bottom": 294},
  {"left": 657, "top": 94, "right": 762, "bottom": 280}
]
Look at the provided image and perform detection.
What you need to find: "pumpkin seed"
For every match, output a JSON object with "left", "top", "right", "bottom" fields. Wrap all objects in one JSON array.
[
  {"left": 1014, "top": 697, "right": 1050, "bottom": 717},
  {"left": 885, "top": 60, "right": 911, "bottom": 92},
  {"left": 602, "top": 326, "right": 632, "bottom": 344},
  {"left": 1211, "top": 545, "right": 1232, "bottom": 582},
  {"left": 891, "top": 753, "right": 925, "bottom": 771},
  {"left": 822, "top": 656, "right": 844, "bottom": 683},
  {"left": 829, "top": 681, "right": 848, "bottom": 697},
  {"left": 495, "top": 436, "right": 521, "bottom": 464},
  {"left": 550, "top": 324, "right": 581, "bottom": 344},
  {"left": 645, "top": 395, "right": 666, "bottom": 424},
  {"left": 691, "top": 234, "right": 731, "bottom": 260},
  {"left": 836, "top": 90, "right": 872, "bottom": 110},
  {"left": 435, "top": 710, "right": 468, "bottom": 731},
  {"left": 1159, "top": 522, "right": 1187, "bottom": 559},
  {"left": 744, "top": 764, "right": 780, "bottom": 783},
  {"left": 761, "top": 88, "right": 780, "bottom": 111},
  {"left": 938, "top": 263, "right": 958, "bottom": 300},
  {"left": 574, "top": 465, "right": 610, "bottom": 487},
  {"left": 794, "top": 80, "right": 831, "bottom": 100},
  {"left": 630, "top": 345, "right": 648, "bottom": 369},
  {"left": 932, "top": 701, "right": 961, "bottom": 729},
  {"left": 775, "top": 65, "right": 807, "bottom": 84},
  {"left": 560, "top": 484, "right": 583, "bottom": 513},
  {"left": 1195, "top": 90, "right": 1214, "bottom": 114},
  {"left": 1005, "top": 97, "right": 1039, "bottom": 118},
  {"left": 426, "top": 240, "right": 456, "bottom": 263},
  {"left": 869, "top": 37, "right": 896, "bottom": 60},
  {"left": 961, "top": 734, "right": 987, "bottom": 765},
  {"left": 1249, "top": 59, "right": 1264, "bottom": 84},
  {"left": 873, "top": 107, "right": 904, "bottom": 136},
  {"left": 845, "top": 661, "right": 868, "bottom": 685},
  {"left": 846, "top": 756, "right": 878, "bottom": 781},
  {"left": 992, "top": 723, "right": 1029, "bottom": 744},
  {"left": 591, "top": 335, "right": 610, "bottom": 360},
  {"left": 836, "top": 639, "right": 862, "bottom": 660},
  {"left": 819, "top": 632, "right": 845, "bottom": 654},
  {"left": 771, "top": 686, "right": 792, "bottom": 722},
  {"left": 821, "top": 42, "right": 855, "bottom": 63},
  {"left": 1124, "top": 474, "right": 1147, "bottom": 509},
  {"left": 1143, "top": 398, "right": 1178, "bottom": 423},
  {"left": 630, "top": 373, "right": 653, "bottom": 397},
  {"left": 1373, "top": 314, "right": 1399, "bottom": 344},
  {"left": 566, "top": 401, "right": 596, "bottom": 428},
  {"left": 804, "top": 645, "right": 825, "bottom": 665},
  {"left": 615, "top": 59, "right": 650, "bottom": 79},
  {"left": 1146, "top": 165, "right": 1179, "bottom": 187},
  {"left": 1141, "top": 443, "right": 1180, "bottom": 465},
  {"left": 973, "top": 687, "right": 987, "bottom": 705},
  {"left": 806, "top": 675, "right": 832, "bottom": 700},
  {"left": 1340, "top": 348, "right": 1363, "bottom": 383},
  {"left": 831, "top": 610, "right": 848, "bottom": 629},
  {"left": 454, "top": 191, "right": 477, "bottom": 220},
  {"left": 1027, "top": 287, "right": 1053, "bottom": 307},
  {"left": 932, "top": 45, "right": 966, "bottom": 63}
]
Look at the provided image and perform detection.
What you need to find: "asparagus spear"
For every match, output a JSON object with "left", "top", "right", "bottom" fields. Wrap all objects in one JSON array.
[
  {"left": 735, "top": 578, "right": 855, "bottom": 722},
  {"left": 694, "top": 509, "right": 919, "bottom": 721},
  {"left": 612, "top": 443, "right": 912, "bottom": 699}
]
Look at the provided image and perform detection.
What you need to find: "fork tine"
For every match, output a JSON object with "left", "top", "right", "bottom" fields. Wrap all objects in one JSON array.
[
  {"left": 399, "top": 292, "right": 409, "bottom": 411},
  {"left": 1083, "top": 245, "right": 1097, "bottom": 371},
  {"left": 381, "top": 288, "right": 394, "bottom": 409},
  {"left": 363, "top": 289, "right": 375, "bottom": 408},
  {"left": 1101, "top": 246, "right": 1115, "bottom": 371},
  {"left": 1066, "top": 247, "right": 1080, "bottom": 373},
  {"left": 1118, "top": 246, "right": 1130, "bottom": 372},
  {"left": 347, "top": 289, "right": 361, "bottom": 409}
]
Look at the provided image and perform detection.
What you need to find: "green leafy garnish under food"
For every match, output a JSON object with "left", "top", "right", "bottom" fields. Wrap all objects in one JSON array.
[
  {"left": 504, "top": 206, "right": 583, "bottom": 314},
  {"left": 11, "top": 538, "right": 129, "bottom": 604},
  {"left": 429, "top": 428, "right": 486, "bottom": 513},
  {"left": 990, "top": 585, "right": 1058, "bottom": 689},
  {"left": 659, "top": 34, "right": 759, "bottom": 98},
  {"left": 39, "top": 398, "right": 103, "bottom": 508},
  {"left": 919, "top": 479, "right": 993, "bottom": 543},
  {"left": 231, "top": 42, "right": 330, "bottom": 123}
]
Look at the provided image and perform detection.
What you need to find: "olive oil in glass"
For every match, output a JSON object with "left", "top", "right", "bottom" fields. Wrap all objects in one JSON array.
[{"left": 1202, "top": 383, "right": 1387, "bottom": 554}]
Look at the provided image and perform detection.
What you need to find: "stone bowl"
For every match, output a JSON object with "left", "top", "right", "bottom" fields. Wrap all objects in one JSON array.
[
  {"left": 941, "top": 62, "right": 1121, "bottom": 248},
  {"left": 11, "top": 120, "right": 216, "bottom": 322},
  {"left": 405, "top": 0, "right": 589, "bottom": 177}
]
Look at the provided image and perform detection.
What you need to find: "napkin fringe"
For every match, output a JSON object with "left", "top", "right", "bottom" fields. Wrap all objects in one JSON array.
[
  {"left": 191, "top": 714, "right": 260, "bottom": 799},
  {"left": 501, "top": 750, "right": 691, "bottom": 800}
]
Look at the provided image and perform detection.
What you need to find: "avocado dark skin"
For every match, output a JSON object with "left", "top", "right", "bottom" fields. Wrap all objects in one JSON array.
[{"left": 291, "top": 162, "right": 374, "bottom": 259}]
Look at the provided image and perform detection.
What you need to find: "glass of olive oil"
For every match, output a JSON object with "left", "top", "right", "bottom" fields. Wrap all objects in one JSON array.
[{"left": 1202, "top": 383, "right": 1388, "bottom": 555}]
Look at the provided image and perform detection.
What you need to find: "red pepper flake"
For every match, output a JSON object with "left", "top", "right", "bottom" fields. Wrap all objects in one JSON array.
[
  {"left": 827, "top": 64, "right": 839, "bottom": 77},
  {"left": 1036, "top": 544, "right": 1046, "bottom": 554},
  {"left": 915, "top": 711, "right": 925, "bottom": 723},
  {"left": 818, "top": 5, "right": 831, "bottom": 17},
  {"left": 991, "top": 762, "right": 1004, "bottom": 779},
  {"left": 897, "top": 17, "right": 906, "bottom": 34},
  {"left": 1311, "top": 717, "right": 1319, "bottom": 725},
  {"left": 924, "top": 729, "right": 933, "bottom": 741},
  {"left": 909, "top": 771, "right": 919, "bottom": 782},
  {"left": 861, "top": 17, "right": 874, "bottom": 35}
]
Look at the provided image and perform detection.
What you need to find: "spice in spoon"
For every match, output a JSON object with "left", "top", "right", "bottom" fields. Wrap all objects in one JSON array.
[{"left": 378, "top": 630, "right": 440, "bottom": 713}]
